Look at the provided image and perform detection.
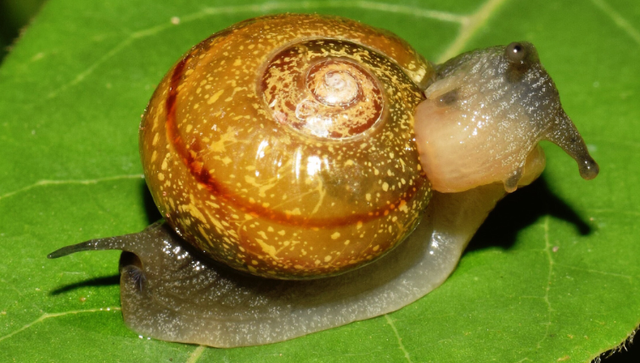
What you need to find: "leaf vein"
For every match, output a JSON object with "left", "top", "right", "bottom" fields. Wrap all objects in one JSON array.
[
  {"left": 555, "top": 263, "right": 634, "bottom": 282},
  {"left": 590, "top": 0, "right": 640, "bottom": 45},
  {"left": 384, "top": 314, "right": 413, "bottom": 363},
  {"left": 0, "top": 174, "right": 144, "bottom": 201},
  {"left": 185, "top": 345, "right": 206, "bottom": 363},
  {"left": 44, "top": 1, "right": 466, "bottom": 100},
  {"left": 0, "top": 307, "right": 121, "bottom": 343},
  {"left": 436, "top": 0, "right": 510, "bottom": 63},
  {"left": 536, "top": 216, "right": 555, "bottom": 349}
]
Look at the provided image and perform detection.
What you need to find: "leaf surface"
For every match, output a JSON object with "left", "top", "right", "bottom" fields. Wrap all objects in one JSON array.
[{"left": 1, "top": 0, "right": 638, "bottom": 362}]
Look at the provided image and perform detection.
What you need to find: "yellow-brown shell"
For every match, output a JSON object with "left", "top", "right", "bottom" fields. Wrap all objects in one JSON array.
[{"left": 139, "top": 13, "right": 435, "bottom": 279}]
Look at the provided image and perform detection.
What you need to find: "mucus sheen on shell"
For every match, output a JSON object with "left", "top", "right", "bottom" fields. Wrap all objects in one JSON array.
[{"left": 139, "top": 14, "right": 435, "bottom": 279}]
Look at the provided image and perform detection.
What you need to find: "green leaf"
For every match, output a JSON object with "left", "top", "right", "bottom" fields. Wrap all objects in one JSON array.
[{"left": 1, "top": 0, "right": 638, "bottom": 362}]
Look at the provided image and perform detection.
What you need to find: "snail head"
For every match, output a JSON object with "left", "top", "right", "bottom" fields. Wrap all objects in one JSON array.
[{"left": 414, "top": 41, "right": 599, "bottom": 193}]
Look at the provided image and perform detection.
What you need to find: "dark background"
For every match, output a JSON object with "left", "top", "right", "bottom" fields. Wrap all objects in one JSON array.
[
  {"left": 0, "top": 0, "right": 43, "bottom": 60},
  {"left": 0, "top": 0, "right": 636, "bottom": 361}
]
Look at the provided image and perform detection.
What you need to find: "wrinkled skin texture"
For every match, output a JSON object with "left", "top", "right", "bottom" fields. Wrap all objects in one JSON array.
[
  {"left": 50, "top": 185, "right": 506, "bottom": 347},
  {"left": 414, "top": 42, "right": 598, "bottom": 193}
]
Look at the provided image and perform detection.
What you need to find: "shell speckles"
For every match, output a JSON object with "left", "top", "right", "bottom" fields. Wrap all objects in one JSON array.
[
  {"left": 262, "top": 40, "right": 386, "bottom": 139},
  {"left": 139, "top": 14, "right": 434, "bottom": 279},
  {"left": 48, "top": 15, "right": 601, "bottom": 348}
]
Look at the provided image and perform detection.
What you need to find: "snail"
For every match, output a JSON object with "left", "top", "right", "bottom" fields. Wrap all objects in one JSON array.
[{"left": 48, "top": 13, "right": 599, "bottom": 347}]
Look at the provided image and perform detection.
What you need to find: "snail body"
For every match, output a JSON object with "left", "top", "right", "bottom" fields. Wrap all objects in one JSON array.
[
  {"left": 48, "top": 14, "right": 598, "bottom": 347},
  {"left": 415, "top": 42, "right": 598, "bottom": 193}
]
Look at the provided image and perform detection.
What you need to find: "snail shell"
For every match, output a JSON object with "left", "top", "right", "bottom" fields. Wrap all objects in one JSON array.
[
  {"left": 48, "top": 14, "right": 599, "bottom": 347},
  {"left": 139, "top": 14, "right": 434, "bottom": 279}
]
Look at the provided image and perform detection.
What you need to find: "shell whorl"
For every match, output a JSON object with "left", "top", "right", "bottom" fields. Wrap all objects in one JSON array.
[
  {"left": 139, "top": 14, "right": 434, "bottom": 279},
  {"left": 261, "top": 40, "right": 386, "bottom": 139}
]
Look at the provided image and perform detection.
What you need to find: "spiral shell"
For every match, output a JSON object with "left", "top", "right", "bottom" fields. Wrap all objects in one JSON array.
[
  {"left": 48, "top": 15, "right": 601, "bottom": 347},
  {"left": 139, "top": 14, "right": 435, "bottom": 279}
]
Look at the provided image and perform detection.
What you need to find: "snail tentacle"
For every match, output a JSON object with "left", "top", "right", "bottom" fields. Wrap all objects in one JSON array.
[
  {"left": 51, "top": 185, "right": 504, "bottom": 347},
  {"left": 414, "top": 41, "right": 598, "bottom": 194},
  {"left": 47, "top": 15, "right": 600, "bottom": 347},
  {"left": 47, "top": 221, "right": 169, "bottom": 259},
  {"left": 542, "top": 110, "right": 599, "bottom": 180},
  {"left": 48, "top": 235, "right": 130, "bottom": 258}
]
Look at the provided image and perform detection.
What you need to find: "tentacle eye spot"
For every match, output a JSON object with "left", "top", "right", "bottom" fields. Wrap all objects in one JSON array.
[{"left": 505, "top": 42, "right": 527, "bottom": 63}]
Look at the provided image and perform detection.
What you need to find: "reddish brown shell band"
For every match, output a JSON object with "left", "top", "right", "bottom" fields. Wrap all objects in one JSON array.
[
  {"left": 165, "top": 52, "right": 426, "bottom": 229},
  {"left": 141, "top": 13, "right": 434, "bottom": 279}
]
